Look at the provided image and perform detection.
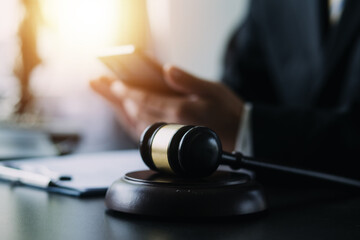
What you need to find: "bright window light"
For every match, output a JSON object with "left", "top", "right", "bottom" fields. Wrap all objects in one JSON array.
[
  {"left": 41, "top": 0, "right": 120, "bottom": 52},
  {"left": 31, "top": 0, "right": 123, "bottom": 96}
]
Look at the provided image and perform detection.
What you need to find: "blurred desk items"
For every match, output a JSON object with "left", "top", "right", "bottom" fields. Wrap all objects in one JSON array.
[
  {"left": 0, "top": 127, "right": 58, "bottom": 160},
  {"left": 0, "top": 125, "right": 81, "bottom": 160}
]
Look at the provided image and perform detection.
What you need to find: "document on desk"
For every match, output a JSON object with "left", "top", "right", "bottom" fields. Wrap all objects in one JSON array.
[{"left": 0, "top": 150, "right": 147, "bottom": 197}]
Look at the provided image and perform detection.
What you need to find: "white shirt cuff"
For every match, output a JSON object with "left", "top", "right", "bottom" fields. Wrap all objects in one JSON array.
[{"left": 234, "top": 103, "right": 253, "bottom": 156}]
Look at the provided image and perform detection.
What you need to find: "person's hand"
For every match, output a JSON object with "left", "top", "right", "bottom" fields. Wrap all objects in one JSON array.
[{"left": 90, "top": 65, "right": 244, "bottom": 151}]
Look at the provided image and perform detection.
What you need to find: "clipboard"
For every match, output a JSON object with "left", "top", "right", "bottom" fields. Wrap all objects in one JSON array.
[{"left": 0, "top": 150, "right": 147, "bottom": 197}]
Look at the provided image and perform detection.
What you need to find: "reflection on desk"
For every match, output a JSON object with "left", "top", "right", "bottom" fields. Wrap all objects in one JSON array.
[{"left": 1, "top": 164, "right": 360, "bottom": 239}]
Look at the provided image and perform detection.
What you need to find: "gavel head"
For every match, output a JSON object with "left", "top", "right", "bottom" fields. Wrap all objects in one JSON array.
[{"left": 139, "top": 123, "right": 222, "bottom": 177}]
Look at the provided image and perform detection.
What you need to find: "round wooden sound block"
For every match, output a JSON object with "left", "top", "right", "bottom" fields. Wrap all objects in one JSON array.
[{"left": 105, "top": 170, "right": 267, "bottom": 217}]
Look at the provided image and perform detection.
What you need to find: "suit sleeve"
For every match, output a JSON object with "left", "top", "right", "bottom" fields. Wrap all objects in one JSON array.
[
  {"left": 222, "top": 0, "right": 279, "bottom": 105},
  {"left": 221, "top": 2, "right": 360, "bottom": 180}
]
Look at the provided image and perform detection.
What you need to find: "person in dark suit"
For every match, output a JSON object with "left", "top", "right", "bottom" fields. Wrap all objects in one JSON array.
[{"left": 91, "top": 0, "right": 360, "bottom": 179}]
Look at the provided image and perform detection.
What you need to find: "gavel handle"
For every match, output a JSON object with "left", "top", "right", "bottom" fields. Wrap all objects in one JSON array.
[
  {"left": 221, "top": 151, "right": 243, "bottom": 169},
  {"left": 221, "top": 151, "right": 360, "bottom": 188}
]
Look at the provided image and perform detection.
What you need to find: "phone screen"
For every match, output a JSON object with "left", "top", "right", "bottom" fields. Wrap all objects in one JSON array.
[{"left": 98, "top": 45, "right": 176, "bottom": 94}]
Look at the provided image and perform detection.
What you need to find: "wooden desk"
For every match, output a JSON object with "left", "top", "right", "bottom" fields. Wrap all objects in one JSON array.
[{"left": 1, "top": 174, "right": 360, "bottom": 240}]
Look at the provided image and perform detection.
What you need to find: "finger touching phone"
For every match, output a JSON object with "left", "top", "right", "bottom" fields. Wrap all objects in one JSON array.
[{"left": 98, "top": 45, "right": 177, "bottom": 95}]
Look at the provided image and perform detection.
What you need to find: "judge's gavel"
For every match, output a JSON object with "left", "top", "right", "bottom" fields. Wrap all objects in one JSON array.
[
  {"left": 140, "top": 122, "right": 249, "bottom": 177},
  {"left": 139, "top": 123, "right": 360, "bottom": 187}
]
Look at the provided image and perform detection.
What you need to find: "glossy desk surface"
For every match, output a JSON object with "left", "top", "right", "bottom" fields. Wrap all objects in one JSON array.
[{"left": 1, "top": 174, "right": 360, "bottom": 240}]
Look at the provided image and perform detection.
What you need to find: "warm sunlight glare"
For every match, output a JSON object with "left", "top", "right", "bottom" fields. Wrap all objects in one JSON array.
[
  {"left": 31, "top": 0, "right": 147, "bottom": 96},
  {"left": 42, "top": 0, "right": 120, "bottom": 53},
  {"left": 32, "top": 0, "right": 122, "bottom": 96}
]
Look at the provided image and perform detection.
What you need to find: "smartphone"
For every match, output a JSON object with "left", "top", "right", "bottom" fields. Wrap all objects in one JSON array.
[{"left": 98, "top": 45, "right": 176, "bottom": 95}]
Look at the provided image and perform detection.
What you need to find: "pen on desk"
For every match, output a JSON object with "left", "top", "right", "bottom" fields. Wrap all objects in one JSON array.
[
  {"left": 3, "top": 163, "right": 72, "bottom": 181},
  {"left": 0, "top": 165, "right": 56, "bottom": 188}
]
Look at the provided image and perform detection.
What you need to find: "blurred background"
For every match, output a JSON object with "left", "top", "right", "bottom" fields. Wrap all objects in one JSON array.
[{"left": 0, "top": 0, "right": 249, "bottom": 158}]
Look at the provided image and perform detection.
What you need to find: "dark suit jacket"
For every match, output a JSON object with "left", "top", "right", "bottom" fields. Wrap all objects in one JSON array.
[{"left": 222, "top": 0, "right": 360, "bottom": 179}]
